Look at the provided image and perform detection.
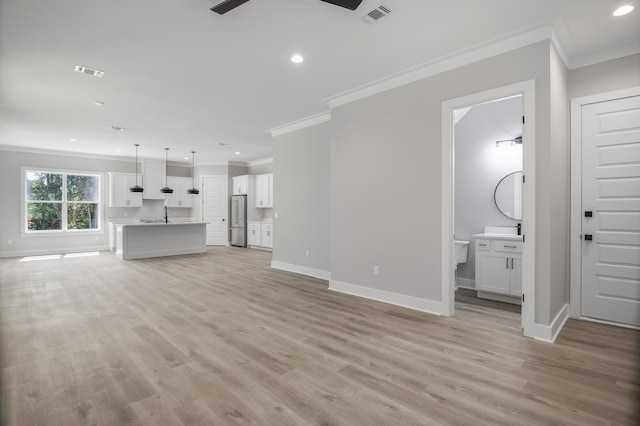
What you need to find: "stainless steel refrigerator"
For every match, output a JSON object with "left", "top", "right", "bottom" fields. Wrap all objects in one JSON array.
[{"left": 230, "top": 195, "right": 247, "bottom": 247}]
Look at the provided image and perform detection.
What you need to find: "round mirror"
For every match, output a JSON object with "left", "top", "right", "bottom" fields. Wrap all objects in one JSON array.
[{"left": 494, "top": 171, "right": 522, "bottom": 220}]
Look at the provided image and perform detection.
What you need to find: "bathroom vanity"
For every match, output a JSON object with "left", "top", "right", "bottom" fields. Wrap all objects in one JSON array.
[{"left": 473, "top": 231, "right": 522, "bottom": 305}]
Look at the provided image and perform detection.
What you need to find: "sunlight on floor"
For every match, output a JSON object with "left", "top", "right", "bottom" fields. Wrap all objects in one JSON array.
[{"left": 20, "top": 252, "right": 100, "bottom": 262}]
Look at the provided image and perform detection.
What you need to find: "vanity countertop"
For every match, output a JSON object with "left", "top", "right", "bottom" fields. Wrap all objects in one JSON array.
[{"left": 472, "top": 233, "right": 523, "bottom": 241}]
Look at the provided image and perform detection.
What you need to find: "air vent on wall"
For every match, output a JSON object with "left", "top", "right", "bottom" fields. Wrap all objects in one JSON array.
[
  {"left": 362, "top": 4, "right": 393, "bottom": 23},
  {"left": 74, "top": 65, "right": 104, "bottom": 77}
]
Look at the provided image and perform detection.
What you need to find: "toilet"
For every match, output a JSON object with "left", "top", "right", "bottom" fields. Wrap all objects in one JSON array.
[{"left": 454, "top": 240, "right": 469, "bottom": 287}]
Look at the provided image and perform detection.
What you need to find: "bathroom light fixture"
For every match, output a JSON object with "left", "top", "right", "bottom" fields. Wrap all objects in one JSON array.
[
  {"left": 291, "top": 54, "right": 304, "bottom": 64},
  {"left": 160, "top": 148, "right": 174, "bottom": 194},
  {"left": 496, "top": 136, "right": 522, "bottom": 147},
  {"left": 613, "top": 5, "right": 634, "bottom": 16},
  {"left": 187, "top": 151, "right": 200, "bottom": 195},
  {"left": 129, "top": 144, "right": 144, "bottom": 193}
]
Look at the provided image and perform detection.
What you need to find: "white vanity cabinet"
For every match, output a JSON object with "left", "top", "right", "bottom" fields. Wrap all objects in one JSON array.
[
  {"left": 165, "top": 176, "right": 194, "bottom": 208},
  {"left": 474, "top": 235, "right": 522, "bottom": 304},
  {"left": 109, "top": 173, "right": 143, "bottom": 207}
]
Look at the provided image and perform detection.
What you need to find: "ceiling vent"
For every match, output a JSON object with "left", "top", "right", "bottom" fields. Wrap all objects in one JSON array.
[
  {"left": 74, "top": 65, "right": 104, "bottom": 78},
  {"left": 362, "top": 4, "right": 393, "bottom": 23}
]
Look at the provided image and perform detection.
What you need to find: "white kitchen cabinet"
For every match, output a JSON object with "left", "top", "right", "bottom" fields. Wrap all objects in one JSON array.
[
  {"left": 247, "top": 221, "right": 273, "bottom": 249},
  {"left": 232, "top": 175, "right": 254, "bottom": 195},
  {"left": 261, "top": 223, "right": 273, "bottom": 248},
  {"left": 255, "top": 173, "right": 273, "bottom": 208},
  {"left": 474, "top": 236, "right": 522, "bottom": 304},
  {"left": 109, "top": 173, "right": 143, "bottom": 207},
  {"left": 166, "top": 176, "right": 194, "bottom": 208},
  {"left": 248, "top": 222, "right": 261, "bottom": 246}
]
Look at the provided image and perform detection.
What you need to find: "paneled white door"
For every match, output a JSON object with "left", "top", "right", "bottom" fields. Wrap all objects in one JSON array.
[
  {"left": 581, "top": 95, "right": 640, "bottom": 326},
  {"left": 202, "top": 176, "right": 228, "bottom": 246}
]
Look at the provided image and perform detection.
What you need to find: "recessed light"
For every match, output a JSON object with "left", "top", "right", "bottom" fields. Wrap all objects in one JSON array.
[
  {"left": 94, "top": 101, "right": 104, "bottom": 106},
  {"left": 69, "top": 138, "right": 77, "bottom": 142},
  {"left": 291, "top": 54, "right": 304, "bottom": 64},
  {"left": 235, "top": 151, "right": 241, "bottom": 155},
  {"left": 111, "top": 126, "right": 126, "bottom": 131},
  {"left": 116, "top": 149, "right": 121, "bottom": 153},
  {"left": 613, "top": 5, "right": 634, "bottom": 16},
  {"left": 184, "top": 157, "right": 189, "bottom": 160}
]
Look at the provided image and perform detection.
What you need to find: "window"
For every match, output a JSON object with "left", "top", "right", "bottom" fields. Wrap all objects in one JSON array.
[{"left": 25, "top": 170, "right": 101, "bottom": 232}]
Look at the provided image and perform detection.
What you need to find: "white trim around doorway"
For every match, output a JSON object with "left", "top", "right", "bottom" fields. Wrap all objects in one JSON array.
[
  {"left": 569, "top": 86, "right": 640, "bottom": 319},
  {"left": 441, "top": 79, "right": 537, "bottom": 339}
]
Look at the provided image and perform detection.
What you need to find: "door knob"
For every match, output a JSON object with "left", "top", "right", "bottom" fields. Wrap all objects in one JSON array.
[
  {"left": 584, "top": 234, "right": 593, "bottom": 241},
  {"left": 585, "top": 211, "right": 593, "bottom": 217}
]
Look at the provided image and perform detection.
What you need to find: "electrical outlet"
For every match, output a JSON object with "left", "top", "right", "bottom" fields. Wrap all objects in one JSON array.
[
  {"left": 7, "top": 239, "right": 12, "bottom": 245},
  {"left": 124, "top": 211, "right": 128, "bottom": 216},
  {"left": 373, "top": 265, "right": 379, "bottom": 276},
  {"left": 305, "top": 249, "right": 310, "bottom": 258},
  {"left": 274, "top": 212, "right": 279, "bottom": 219}
]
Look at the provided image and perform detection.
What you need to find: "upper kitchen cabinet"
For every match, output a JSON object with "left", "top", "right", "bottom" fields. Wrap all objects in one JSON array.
[
  {"left": 109, "top": 173, "right": 142, "bottom": 208},
  {"left": 255, "top": 173, "right": 273, "bottom": 208},
  {"left": 142, "top": 159, "right": 166, "bottom": 199},
  {"left": 166, "top": 176, "right": 194, "bottom": 208},
  {"left": 232, "top": 175, "right": 255, "bottom": 195}
]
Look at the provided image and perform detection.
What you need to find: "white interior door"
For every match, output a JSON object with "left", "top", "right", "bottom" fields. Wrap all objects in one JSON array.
[
  {"left": 581, "top": 95, "right": 640, "bottom": 326},
  {"left": 202, "top": 176, "right": 228, "bottom": 246}
]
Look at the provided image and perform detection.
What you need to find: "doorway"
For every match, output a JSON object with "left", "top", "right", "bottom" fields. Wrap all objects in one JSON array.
[
  {"left": 201, "top": 175, "right": 229, "bottom": 246},
  {"left": 454, "top": 95, "right": 523, "bottom": 308},
  {"left": 441, "top": 80, "right": 536, "bottom": 337}
]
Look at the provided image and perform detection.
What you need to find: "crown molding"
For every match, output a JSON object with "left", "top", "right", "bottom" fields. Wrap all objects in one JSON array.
[
  {"left": 0, "top": 144, "right": 135, "bottom": 162},
  {"left": 269, "top": 111, "right": 331, "bottom": 138},
  {"left": 568, "top": 43, "right": 640, "bottom": 70},
  {"left": 248, "top": 157, "right": 273, "bottom": 167},
  {"left": 324, "top": 24, "right": 554, "bottom": 109}
]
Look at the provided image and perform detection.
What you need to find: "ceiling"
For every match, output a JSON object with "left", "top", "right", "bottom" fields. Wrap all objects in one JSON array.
[{"left": 1, "top": 0, "right": 638, "bottom": 165}]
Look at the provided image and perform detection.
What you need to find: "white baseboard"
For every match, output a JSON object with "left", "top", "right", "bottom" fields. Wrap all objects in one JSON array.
[
  {"left": 270, "top": 261, "right": 331, "bottom": 281},
  {"left": 528, "top": 303, "right": 570, "bottom": 343},
  {"left": 456, "top": 277, "right": 475, "bottom": 289},
  {"left": 329, "top": 280, "right": 444, "bottom": 316},
  {"left": 0, "top": 245, "right": 110, "bottom": 258}
]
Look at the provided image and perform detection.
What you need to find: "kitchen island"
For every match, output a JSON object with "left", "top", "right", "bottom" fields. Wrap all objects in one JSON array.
[{"left": 115, "top": 222, "right": 207, "bottom": 260}]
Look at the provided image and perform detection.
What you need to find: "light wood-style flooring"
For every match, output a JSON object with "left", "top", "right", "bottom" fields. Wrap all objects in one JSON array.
[{"left": 1, "top": 248, "right": 638, "bottom": 425}]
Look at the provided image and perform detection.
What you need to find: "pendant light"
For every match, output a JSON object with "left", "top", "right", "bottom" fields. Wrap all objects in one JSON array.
[
  {"left": 187, "top": 151, "right": 200, "bottom": 195},
  {"left": 160, "top": 147, "right": 173, "bottom": 194},
  {"left": 129, "top": 144, "right": 144, "bottom": 193}
]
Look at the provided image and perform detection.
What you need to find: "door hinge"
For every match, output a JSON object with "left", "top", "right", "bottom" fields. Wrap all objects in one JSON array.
[
  {"left": 522, "top": 116, "right": 525, "bottom": 124},
  {"left": 522, "top": 175, "right": 525, "bottom": 183},
  {"left": 522, "top": 294, "right": 525, "bottom": 302},
  {"left": 522, "top": 234, "right": 525, "bottom": 243}
]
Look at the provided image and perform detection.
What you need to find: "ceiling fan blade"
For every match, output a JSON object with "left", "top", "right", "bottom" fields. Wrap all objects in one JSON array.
[
  {"left": 210, "top": 0, "right": 250, "bottom": 15},
  {"left": 319, "top": 0, "right": 363, "bottom": 10}
]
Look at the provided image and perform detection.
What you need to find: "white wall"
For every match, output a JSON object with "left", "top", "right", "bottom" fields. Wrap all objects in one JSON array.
[
  {"left": 455, "top": 96, "right": 523, "bottom": 287},
  {"left": 329, "top": 41, "right": 558, "bottom": 323},
  {"left": 548, "top": 45, "right": 570, "bottom": 320},
  {"left": 272, "top": 122, "right": 330, "bottom": 277}
]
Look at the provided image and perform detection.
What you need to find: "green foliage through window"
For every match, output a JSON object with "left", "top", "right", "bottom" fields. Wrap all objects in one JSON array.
[{"left": 25, "top": 170, "right": 100, "bottom": 232}]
